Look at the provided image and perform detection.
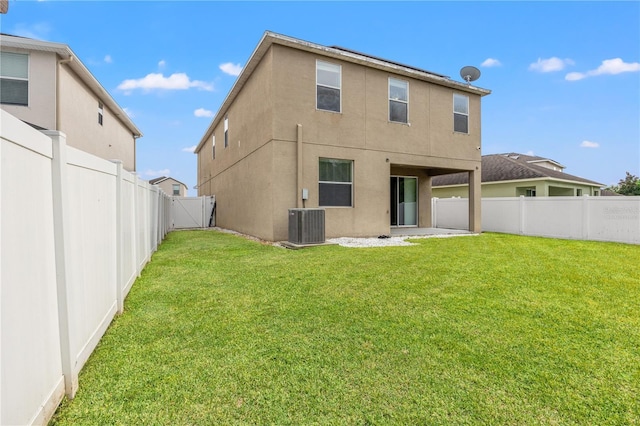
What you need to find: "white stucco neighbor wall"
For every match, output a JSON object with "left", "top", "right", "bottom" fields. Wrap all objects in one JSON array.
[{"left": 0, "top": 48, "right": 57, "bottom": 129}]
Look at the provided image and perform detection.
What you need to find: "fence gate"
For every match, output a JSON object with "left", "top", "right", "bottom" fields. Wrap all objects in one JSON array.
[{"left": 171, "top": 196, "right": 215, "bottom": 229}]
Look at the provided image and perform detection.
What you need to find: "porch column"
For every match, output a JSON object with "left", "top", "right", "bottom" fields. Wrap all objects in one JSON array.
[
  {"left": 468, "top": 169, "right": 481, "bottom": 232},
  {"left": 419, "top": 175, "right": 433, "bottom": 228}
]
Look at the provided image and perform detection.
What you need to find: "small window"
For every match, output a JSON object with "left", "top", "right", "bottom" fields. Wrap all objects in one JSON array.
[
  {"left": 389, "top": 78, "right": 408, "bottom": 123},
  {"left": 224, "top": 116, "right": 229, "bottom": 148},
  {"left": 316, "top": 61, "right": 341, "bottom": 112},
  {"left": 98, "top": 102, "right": 104, "bottom": 125},
  {"left": 453, "top": 94, "right": 469, "bottom": 133},
  {"left": 212, "top": 135, "right": 216, "bottom": 159},
  {"left": 0, "top": 52, "right": 29, "bottom": 106},
  {"left": 172, "top": 184, "right": 180, "bottom": 196},
  {"left": 319, "top": 158, "right": 353, "bottom": 207}
]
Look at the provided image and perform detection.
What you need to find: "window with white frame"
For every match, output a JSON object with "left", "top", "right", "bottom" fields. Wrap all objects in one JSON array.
[
  {"left": 389, "top": 78, "right": 408, "bottom": 123},
  {"left": 224, "top": 116, "right": 229, "bottom": 148},
  {"left": 212, "top": 135, "right": 216, "bottom": 159},
  {"left": 98, "top": 102, "right": 104, "bottom": 125},
  {"left": 319, "top": 158, "right": 353, "bottom": 207},
  {"left": 453, "top": 94, "right": 469, "bottom": 133},
  {"left": 0, "top": 52, "right": 29, "bottom": 106},
  {"left": 316, "top": 60, "right": 341, "bottom": 113}
]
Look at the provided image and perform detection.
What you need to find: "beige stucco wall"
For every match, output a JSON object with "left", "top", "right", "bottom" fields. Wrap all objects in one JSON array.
[
  {"left": 58, "top": 65, "right": 136, "bottom": 171},
  {"left": 198, "top": 43, "right": 484, "bottom": 241},
  {"left": 0, "top": 49, "right": 57, "bottom": 130}
]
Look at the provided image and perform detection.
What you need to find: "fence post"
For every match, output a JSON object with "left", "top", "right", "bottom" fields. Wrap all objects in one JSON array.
[
  {"left": 582, "top": 195, "right": 590, "bottom": 240},
  {"left": 432, "top": 197, "right": 438, "bottom": 228},
  {"left": 112, "top": 161, "right": 125, "bottom": 314},
  {"left": 519, "top": 196, "right": 525, "bottom": 235},
  {"left": 46, "top": 131, "right": 78, "bottom": 399}
]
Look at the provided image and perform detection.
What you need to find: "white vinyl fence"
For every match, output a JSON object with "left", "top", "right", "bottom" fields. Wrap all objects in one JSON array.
[
  {"left": 432, "top": 196, "right": 640, "bottom": 245},
  {"left": 0, "top": 110, "right": 209, "bottom": 425}
]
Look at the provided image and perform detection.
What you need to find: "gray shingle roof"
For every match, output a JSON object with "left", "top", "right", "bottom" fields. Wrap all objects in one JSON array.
[{"left": 432, "top": 153, "right": 603, "bottom": 187}]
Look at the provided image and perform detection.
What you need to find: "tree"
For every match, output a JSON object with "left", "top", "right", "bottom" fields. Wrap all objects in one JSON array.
[{"left": 613, "top": 172, "right": 640, "bottom": 196}]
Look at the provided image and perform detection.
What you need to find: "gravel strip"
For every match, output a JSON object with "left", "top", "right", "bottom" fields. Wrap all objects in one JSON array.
[{"left": 327, "top": 233, "right": 478, "bottom": 248}]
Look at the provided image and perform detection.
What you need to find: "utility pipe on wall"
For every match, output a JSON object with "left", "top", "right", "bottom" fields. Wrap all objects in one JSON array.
[
  {"left": 296, "top": 124, "right": 303, "bottom": 208},
  {"left": 56, "top": 56, "right": 74, "bottom": 131}
]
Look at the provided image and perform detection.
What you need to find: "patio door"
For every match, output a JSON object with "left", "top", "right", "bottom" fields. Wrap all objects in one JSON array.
[{"left": 390, "top": 176, "right": 417, "bottom": 227}]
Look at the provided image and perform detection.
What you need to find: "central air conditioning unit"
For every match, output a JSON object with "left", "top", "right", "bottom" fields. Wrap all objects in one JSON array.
[{"left": 288, "top": 208, "right": 325, "bottom": 245}]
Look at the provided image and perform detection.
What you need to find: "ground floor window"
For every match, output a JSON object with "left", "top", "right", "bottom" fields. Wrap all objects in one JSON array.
[{"left": 319, "top": 158, "right": 352, "bottom": 207}]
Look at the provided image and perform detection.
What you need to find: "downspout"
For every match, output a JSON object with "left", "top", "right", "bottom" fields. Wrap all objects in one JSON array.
[
  {"left": 56, "top": 55, "right": 74, "bottom": 131},
  {"left": 296, "top": 124, "right": 303, "bottom": 208},
  {"left": 133, "top": 134, "right": 140, "bottom": 172}
]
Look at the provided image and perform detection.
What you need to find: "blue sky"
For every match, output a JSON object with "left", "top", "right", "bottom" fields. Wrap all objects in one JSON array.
[{"left": 3, "top": 1, "right": 639, "bottom": 194}]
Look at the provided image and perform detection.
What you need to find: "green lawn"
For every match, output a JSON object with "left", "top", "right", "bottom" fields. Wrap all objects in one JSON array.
[{"left": 50, "top": 231, "right": 639, "bottom": 425}]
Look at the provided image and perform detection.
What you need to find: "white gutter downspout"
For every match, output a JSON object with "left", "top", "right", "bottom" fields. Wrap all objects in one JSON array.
[{"left": 56, "top": 56, "right": 74, "bottom": 130}]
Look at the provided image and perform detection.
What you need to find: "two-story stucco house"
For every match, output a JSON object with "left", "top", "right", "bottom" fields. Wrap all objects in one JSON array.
[
  {"left": 0, "top": 33, "right": 141, "bottom": 171},
  {"left": 194, "top": 32, "right": 491, "bottom": 241},
  {"left": 149, "top": 176, "right": 189, "bottom": 196}
]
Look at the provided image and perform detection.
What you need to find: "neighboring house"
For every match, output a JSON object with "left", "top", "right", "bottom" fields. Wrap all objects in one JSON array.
[
  {"left": 0, "top": 33, "right": 142, "bottom": 171},
  {"left": 149, "top": 176, "right": 188, "bottom": 196},
  {"left": 432, "top": 153, "right": 603, "bottom": 198},
  {"left": 194, "top": 31, "right": 491, "bottom": 241}
]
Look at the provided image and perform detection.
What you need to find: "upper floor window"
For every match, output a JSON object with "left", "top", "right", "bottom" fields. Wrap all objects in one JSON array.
[
  {"left": 389, "top": 78, "right": 408, "bottom": 123},
  {"left": 316, "top": 60, "right": 341, "bottom": 113},
  {"left": 0, "top": 52, "right": 29, "bottom": 106},
  {"left": 224, "top": 116, "right": 229, "bottom": 148},
  {"left": 98, "top": 102, "right": 104, "bottom": 125},
  {"left": 212, "top": 135, "right": 216, "bottom": 159},
  {"left": 453, "top": 94, "right": 469, "bottom": 133},
  {"left": 319, "top": 158, "right": 353, "bottom": 207}
]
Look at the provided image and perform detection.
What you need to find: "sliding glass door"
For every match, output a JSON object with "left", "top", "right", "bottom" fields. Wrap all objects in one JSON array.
[{"left": 390, "top": 176, "right": 417, "bottom": 227}]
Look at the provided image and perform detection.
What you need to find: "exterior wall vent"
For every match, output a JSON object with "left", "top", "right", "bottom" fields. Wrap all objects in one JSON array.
[{"left": 288, "top": 208, "right": 325, "bottom": 244}]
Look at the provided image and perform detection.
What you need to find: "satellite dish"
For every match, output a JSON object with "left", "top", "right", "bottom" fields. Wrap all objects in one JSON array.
[{"left": 460, "top": 66, "right": 481, "bottom": 84}]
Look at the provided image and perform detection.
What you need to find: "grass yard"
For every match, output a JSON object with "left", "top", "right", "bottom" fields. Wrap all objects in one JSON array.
[{"left": 50, "top": 231, "right": 639, "bottom": 425}]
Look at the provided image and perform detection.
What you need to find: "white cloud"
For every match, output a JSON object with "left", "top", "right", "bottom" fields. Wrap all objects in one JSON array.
[
  {"left": 219, "top": 62, "right": 243, "bottom": 76},
  {"left": 104, "top": 55, "right": 113, "bottom": 64},
  {"left": 182, "top": 145, "right": 197, "bottom": 153},
  {"left": 580, "top": 140, "right": 600, "bottom": 148},
  {"left": 117, "top": 73, "right": 214, "bottom": 93},
  {"left": 12, "top": 22, "right": 51, "bottom": 39},
  {"left": 565, "top": 58, "right": 640, "bottom": 81},
  {"left": 194, "top": 108, "right": 214, "bottom": 118},
  {"left": 481, "top": 58, "right": 502, "bottom": 67},
  {"left": 144, "top": 169, "right": 171, "bottom": 177},
  {"left": 565, "top": 72, "right": 586, "bottom": 81},
  {"left": 529, "top": 57, "right": 574, "bottom": 72}
]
